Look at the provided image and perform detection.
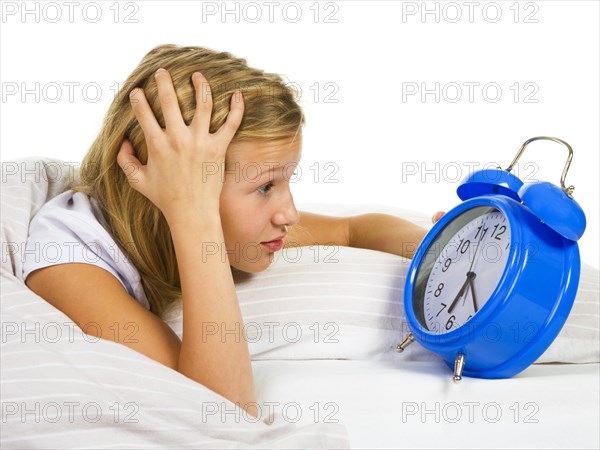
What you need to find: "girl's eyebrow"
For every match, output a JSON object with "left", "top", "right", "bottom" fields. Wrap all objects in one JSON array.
[
  {"left": 240, "top": 165, "right": 280, "bottom": 185},
  {"left": 235, "top": 160, "right": 298, "bottom": 183},
  {"left": 256, "top": 162, "right": 291, "bottom": 176},
  {"left": 260, "top": 162, "right": 284, "bottom": 172}
]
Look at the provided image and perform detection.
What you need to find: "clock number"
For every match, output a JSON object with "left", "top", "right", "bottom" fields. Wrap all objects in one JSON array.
[
  {"left": 445, "top": 315, "right": 456, "bottom": 330},
  {"left": 436, "top": 302, "right": 447, "bottom": 317},
  {"left": 441, "top": 258, "right": 452, "bottom": 272},
  {"left": 457, "top": 239, "right": 470, "bottom": 254},
  {"left": 474, "top": 225, "right": 489, "bottom": 240},
  {"left": 434, "top": 283, "right": 445, "bottom": 297},
  {"left": 491, "top": 224, "right": 507, "bottom": 240}
]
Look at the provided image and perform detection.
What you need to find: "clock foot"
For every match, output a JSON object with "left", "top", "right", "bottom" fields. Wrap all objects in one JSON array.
[
  {"left": 396, "top": 333, "right": 414, "bottom": 352},
  {"left": 453, "top": 353, "right": 466, "bottom": 383}
]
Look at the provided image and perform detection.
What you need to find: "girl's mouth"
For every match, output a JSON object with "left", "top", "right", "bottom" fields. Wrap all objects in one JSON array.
[{"left": 260, "top": 239, "right": 284, "bottom": 252}]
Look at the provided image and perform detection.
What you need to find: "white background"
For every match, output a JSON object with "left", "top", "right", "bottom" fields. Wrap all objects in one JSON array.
[{"left": 1, "top": 0, "right": 598, "bottom": 269}]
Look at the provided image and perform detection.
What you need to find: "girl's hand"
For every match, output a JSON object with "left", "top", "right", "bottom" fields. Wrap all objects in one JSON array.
[
  {"left": 117, "top": 68, "right": 244, "bottom": 221},
  {"left": 432, "top": 211, "right": 445, "bottom": 223}
]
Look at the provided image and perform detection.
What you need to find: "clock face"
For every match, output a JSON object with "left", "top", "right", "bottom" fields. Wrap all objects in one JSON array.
[{"left": 412, "top": 206, "right": 511, "bottom": 334}]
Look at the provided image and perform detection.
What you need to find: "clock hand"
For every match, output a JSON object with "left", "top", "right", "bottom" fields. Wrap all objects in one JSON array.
[
  {"left": 448, "top": 271, "right": 476, "bottom": 314},
  {"left": 448, "top": 219, "right": 486, "bottom": 315},
  {"left": 467, "top": 218, "right": 486, "bottom": 274},
  {"left": 470, "top": 276, "right": 479, "bottom": 313},
  {"left": 461, "top": 286, "right": 469, "bottom": 308}
]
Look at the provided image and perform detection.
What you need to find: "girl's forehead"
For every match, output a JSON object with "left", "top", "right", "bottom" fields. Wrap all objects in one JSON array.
[{"left": 228, "top": 138, "right": 302, "bottom": 165}]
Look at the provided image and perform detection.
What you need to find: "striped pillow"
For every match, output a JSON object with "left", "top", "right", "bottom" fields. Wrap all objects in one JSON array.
[
  {"left": 163, "top": 242, "right": 599, "bottom": 364},
  {"left": 236, "top": 245, "right": 416, "bottom": 361}
]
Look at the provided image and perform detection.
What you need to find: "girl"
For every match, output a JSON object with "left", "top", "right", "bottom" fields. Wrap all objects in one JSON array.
[{"left": 23, "top": 44, "right": 437, "bottom": 420}]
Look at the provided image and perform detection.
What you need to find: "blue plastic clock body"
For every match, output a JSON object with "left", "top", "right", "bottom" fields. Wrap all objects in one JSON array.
[{"left": 403, "top": 183, "right": 583, "bottom": 379}]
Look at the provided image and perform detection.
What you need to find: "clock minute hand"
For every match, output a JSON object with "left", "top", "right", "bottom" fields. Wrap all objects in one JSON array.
[
  {"left": 447, "top": 272, "right": 473, "bottom": 314},
  {"left": 468, "top": 218, "right": 486, "bottom": 274}
]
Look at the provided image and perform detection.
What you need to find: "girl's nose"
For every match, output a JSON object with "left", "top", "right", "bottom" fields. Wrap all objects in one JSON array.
[{"left": 273, "top": 190, "right": 299, "bottom": 227}]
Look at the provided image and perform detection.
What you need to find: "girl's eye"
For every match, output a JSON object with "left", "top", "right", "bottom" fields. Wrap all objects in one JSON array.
[{"left": 257, "top": 182, "right": 274, "bottom": 195}]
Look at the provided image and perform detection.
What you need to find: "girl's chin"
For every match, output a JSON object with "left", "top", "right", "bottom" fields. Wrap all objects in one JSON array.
[{"left": 229, "top": 252, "right": 275, "bottom": 274}]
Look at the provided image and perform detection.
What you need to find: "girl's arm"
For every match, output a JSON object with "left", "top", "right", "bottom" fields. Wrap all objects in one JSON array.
[
  {"left": 167, "top": 210, "right": 257, "bottom": 417},
  {"left": 347, "top": 213, "right": 428, "bottom": 260},
  {"left": 287, "top": 211, "right": 442, "bottom": 259},
  {"left": 117, "top": 70, "right": 257, "bottom": 417}
]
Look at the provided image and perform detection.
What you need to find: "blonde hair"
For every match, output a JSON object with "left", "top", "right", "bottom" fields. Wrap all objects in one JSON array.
[{"left": 71, "top": 44, "right": 305, "bottom": 318}]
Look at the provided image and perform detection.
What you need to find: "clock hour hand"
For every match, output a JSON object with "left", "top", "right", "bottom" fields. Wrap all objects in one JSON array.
[{"left": 447, "top": 271, "right": 476, "bottom": 314}]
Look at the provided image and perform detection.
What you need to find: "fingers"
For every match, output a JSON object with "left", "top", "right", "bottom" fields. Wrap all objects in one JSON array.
[
  {"left": 190, "top": 72, "right": 213, "bottom": 134},
  {"left": 432, "top": 211, "right": 445, "bottom": 223},
  {"left": 188, "top": 69, "right": 244, "bottom": 144},
  {"left": 116, "top": 139, "right": 144, "bottom": 187},
  {"left": 130, "top": 69, "right": 243, "bottom": 152},
  {"left": 129, "top": 87, "right": 163, "bottom": 144},
  {"left": 214, "top": 90, "right": 245, "bottom": 143},
  {"left": 154, "top": 68, "right": 186, "bottom": 131}
]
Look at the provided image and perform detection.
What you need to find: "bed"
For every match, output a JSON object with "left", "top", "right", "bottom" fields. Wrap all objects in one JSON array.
[{"left": 2, "top": 157, "right": 599, "bottom": 449}]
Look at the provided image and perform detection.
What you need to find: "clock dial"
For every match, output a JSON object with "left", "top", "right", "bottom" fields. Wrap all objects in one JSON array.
[{"left": 413, "top": 207, "right": 511, "bottom": 333}]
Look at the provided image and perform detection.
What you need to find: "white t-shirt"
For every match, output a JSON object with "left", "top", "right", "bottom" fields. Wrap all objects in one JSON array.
[{"left": 22, "top": 190, "right": 150, "bottom": 310}]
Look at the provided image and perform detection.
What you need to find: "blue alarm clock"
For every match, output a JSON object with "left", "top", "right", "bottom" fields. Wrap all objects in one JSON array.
[{"left": 397, "top": 136, "right": 586, "bottom": 381}]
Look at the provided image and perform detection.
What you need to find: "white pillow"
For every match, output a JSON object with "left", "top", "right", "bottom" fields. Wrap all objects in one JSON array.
[
  {"left": 239, "top": 245, "right": 437, "bottom": 361},
  {"left": 538, "top": 261, "right": 600, "bottom": 363},
  {"left": 1, "top": 157, "right": 76, "bottom": 279}
]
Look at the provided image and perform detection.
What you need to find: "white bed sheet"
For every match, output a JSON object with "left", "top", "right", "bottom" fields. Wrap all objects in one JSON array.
[{"left": 253, "top": 359, "right": 600, "bottom": 449}]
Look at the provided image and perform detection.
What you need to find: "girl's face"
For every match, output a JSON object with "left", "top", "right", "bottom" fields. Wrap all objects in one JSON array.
[{"left": 219, "top": 137, "right": 302, "bottom": 273}]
